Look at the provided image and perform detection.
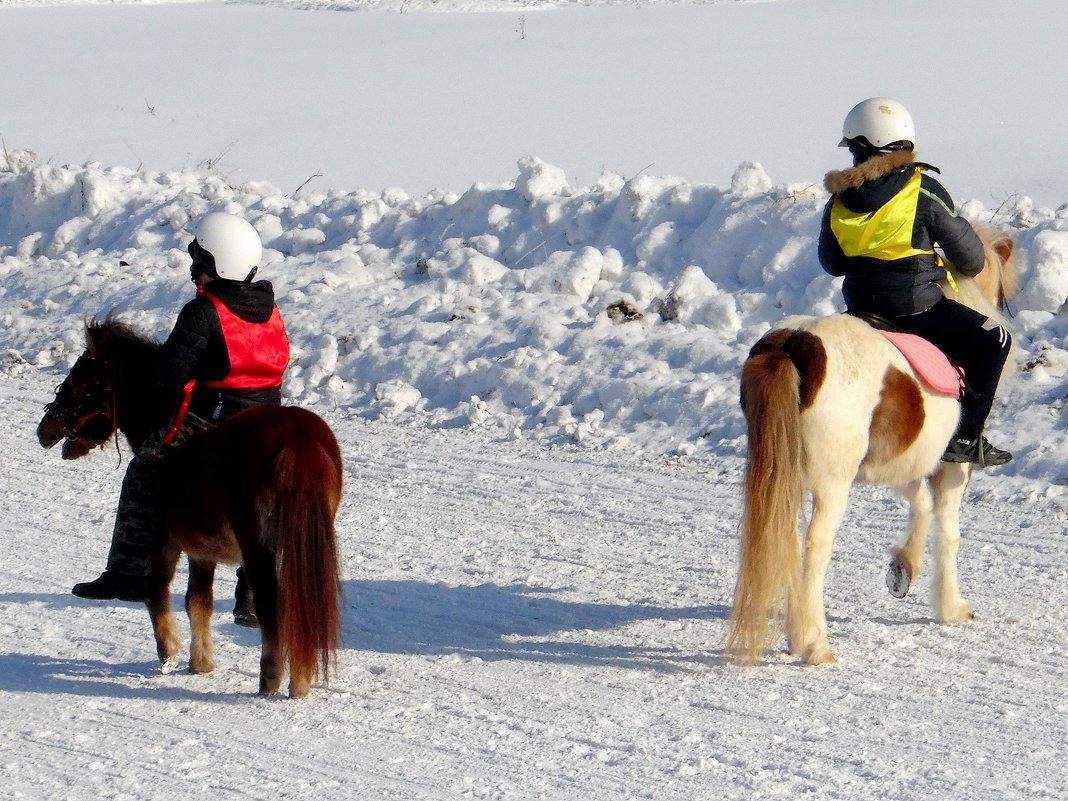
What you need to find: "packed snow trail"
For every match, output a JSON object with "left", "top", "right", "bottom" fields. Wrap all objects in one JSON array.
[{"left": 2, "top": 371, "right": 1066, "bottom": 800}]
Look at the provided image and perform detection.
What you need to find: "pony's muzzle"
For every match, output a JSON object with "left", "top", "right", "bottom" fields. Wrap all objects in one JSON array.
[
  {"left": 36, "top": 416, "right": 65, "bottom": 449},
  {"left": 61, "top": 436, "right": 95, "bottom": 460},
  {"left": 37, "top": 411, "right": 114, "bottom": 458}
]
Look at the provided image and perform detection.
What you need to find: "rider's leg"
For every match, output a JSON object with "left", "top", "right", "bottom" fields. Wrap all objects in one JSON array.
[
  {"left": 232, "top": 565, "right": 259, "bottom": 628},
  {"left": 71, "top": 440, "right": 166, "bottom": 601},
  {"left": 896, "top": 298, "right": 1012, "bottom": 465}
]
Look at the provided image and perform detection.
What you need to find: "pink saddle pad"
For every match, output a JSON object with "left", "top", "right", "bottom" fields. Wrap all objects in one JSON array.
[{"left": 878, "top": 330, "right": 963, "bottom": 396}]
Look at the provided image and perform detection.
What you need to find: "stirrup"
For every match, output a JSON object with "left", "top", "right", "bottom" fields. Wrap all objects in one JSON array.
[{"left": 942, "top": 436, "right": 1012, "bottom": 467}]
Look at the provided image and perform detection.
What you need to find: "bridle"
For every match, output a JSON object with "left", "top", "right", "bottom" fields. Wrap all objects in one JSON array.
[{"left": 43, "top": 355, "right": 119, "bottom": 452}]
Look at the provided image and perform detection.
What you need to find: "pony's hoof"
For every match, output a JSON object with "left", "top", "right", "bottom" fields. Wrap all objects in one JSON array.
[
  {"left": 189, "top": 657, "right": 216, "bottom": 675},
  {"left": 886, "top": 557, "right": 912, "bottom": 599},
  {"left": 803, "top": 646, "right": 836, "bottom": 666},
  {"left": 159, "top": 656, "right": 180, "bottom": 674},
  {"left": 259, "top": 678, "right": 283, "bottom": 696},
  {"left": 938, "top": 602, "right": 974, "bottom": 625}
]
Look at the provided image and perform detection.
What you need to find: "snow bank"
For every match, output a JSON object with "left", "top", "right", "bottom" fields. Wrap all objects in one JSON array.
[{"left": 2, "top": 148, "right": 1066, "bottom": 480}]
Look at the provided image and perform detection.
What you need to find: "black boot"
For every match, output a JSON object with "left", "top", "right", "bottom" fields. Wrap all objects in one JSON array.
[
  {"left": 232, "top": 567, "right": 259, "bottom": 629},
  {"left": 72, "top": 570, "right": 149, "bottom": 602}
]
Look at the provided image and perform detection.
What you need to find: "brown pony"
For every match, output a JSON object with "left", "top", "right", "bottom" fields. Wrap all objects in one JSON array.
[{"left": 37, "top": 318, "right": 344, "bottom": 698}]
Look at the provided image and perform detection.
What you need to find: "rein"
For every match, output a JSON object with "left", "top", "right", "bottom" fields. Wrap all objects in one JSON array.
[{"left": 107, "top": 385, "right": 123, "bottom": 462}]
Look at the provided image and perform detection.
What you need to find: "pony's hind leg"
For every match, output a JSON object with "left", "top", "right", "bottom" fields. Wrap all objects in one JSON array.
[
  {"left": 930, "top": 463, "right": 975, "bottom": 624},
  {"left": 147, "top": 542, "right": 183, "bottom": 671},
  {"left": 289, "top": 657, "right": 312, "bottom": 701},
  {"left": 790, "top": 486, "right": 850, "bottom": 665},
  {"left": 185, "top": 558, "right": 217, "bottom": 674},
  {"left": 244, "top": 552, "right": 284, "bottom": 695},
  {"left": 887, "top": 479, "right": 934, "bottom": 598}
]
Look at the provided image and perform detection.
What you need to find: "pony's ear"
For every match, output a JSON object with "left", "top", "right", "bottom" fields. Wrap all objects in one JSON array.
[
  {"left": 992, "top": 235, "right": 1013, "bottom": 267},
  {"left": 84, "top": 322, "right": 102, "bottom": 358},
  {"left": 988, "top": 232, "right": 1019, "bottom": 304}
]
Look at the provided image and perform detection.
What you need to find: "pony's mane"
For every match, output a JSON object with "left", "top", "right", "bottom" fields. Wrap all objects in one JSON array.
[
  {"left": 85, "top": 313, "right": 162, "bottom": 359},
  {"left": 940, "top": 225, "right": 1019, "bottom": 333},
  {"left": 941, "top": 273, "right": 1008, "bottom": 329},
  {"left": 81, "top": 313, "right": 169, "bottom": 451}
]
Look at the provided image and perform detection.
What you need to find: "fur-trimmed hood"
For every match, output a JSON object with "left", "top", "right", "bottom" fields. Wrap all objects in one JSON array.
[{"left": 823, "top": 150, "right": 917, "bottom": 195}]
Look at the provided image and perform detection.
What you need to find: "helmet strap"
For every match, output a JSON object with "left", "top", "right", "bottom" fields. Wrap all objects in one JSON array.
[{"left": 188, "top": 240, "right": 219, "bottom": 281}]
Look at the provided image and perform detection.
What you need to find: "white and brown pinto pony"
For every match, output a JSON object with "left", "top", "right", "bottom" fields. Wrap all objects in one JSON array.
[{"left": 727, "top": 229, "right": 1017, "bottom": 665}]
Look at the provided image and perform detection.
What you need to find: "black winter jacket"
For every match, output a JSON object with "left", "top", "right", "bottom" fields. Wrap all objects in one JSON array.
[
  {"left": 155, "top": 279, "right": 285, "bottom": 422},
  {"left": 818, "top": 150, "right": 985, "bottom": 317}
]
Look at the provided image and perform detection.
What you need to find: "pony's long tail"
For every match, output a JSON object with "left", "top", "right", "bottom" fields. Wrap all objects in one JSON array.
[
  {"left": 273, "top": 437, "right": 343, "bottom": 689},
  {"left": 726, "top": 333, "right": 804, "bottom": 664}
]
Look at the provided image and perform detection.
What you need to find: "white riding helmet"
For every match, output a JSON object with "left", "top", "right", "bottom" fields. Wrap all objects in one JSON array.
[
  {"left": 839, "top": 97, "right": 916, "bottom": 150},
  {"left": 191, "top": 212, "right": 262, "bottom": 282}
]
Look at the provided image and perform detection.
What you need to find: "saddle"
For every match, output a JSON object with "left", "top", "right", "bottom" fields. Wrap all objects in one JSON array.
[{"left": 847, "top": 311, "right": 964, "bottom": 397}]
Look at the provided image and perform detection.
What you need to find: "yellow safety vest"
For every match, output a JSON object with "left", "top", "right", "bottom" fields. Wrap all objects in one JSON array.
[{"left": 829, "top": 168, "right": 933, "bottom": 261}]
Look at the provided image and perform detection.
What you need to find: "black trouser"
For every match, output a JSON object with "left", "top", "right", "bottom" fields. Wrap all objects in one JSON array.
[
  {"left": 889, "top": 297, "right": 1011, "bottom": 440},
  {"left": 105, "top": 414, "right": 211, "bottom": 576}
]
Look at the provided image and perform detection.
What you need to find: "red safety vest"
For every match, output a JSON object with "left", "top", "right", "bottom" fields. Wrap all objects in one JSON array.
[
  {"left": 200, "top": 292, "right": 289, "bottom": 389},
  {"left": 164, "top": 290, "right": 289, "bottom": 443}
]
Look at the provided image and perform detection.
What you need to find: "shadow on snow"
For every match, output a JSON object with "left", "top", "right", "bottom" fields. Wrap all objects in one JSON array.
[
  {"left": 0, "top": 579, "right": 730, "bottom": 699},
  {"left": 0, "top": 650, "right": 248, "bottom": 702},
  {"left": 341, "top": 579, "right": 729, "bottom": 671}
]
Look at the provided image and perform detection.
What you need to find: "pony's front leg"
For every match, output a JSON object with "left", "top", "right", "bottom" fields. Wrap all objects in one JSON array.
[
  {"left": 147, "top": 542, "right": 182, "bottom": 670},
  {"left": 789, "top": 488, "right": 849, "bottom": 665},
  {"left": 185, "top": 558, "right": 217, "bottom": 674},
  {"left": 930, "top": 463, "right": 975, "bottom": 624},
  {"left": 886, "top": 479, "right": 934, "bottom": 598}
]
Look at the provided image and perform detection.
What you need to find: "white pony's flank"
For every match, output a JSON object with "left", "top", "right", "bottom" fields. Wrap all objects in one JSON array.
[{"left": 727, "top": 229, "right": 1017, "bottom": 665}]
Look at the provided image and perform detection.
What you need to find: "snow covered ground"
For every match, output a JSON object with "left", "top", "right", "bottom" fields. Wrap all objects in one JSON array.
[
  {"left": 2, "top": 0, "right": 1068, "bottom": 799},
  {"left": 5, "top": 371, "right": 1068, "bottom": 800}
]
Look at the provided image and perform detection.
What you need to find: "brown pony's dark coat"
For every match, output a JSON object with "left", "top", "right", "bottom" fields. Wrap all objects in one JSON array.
[{"left": 39, "top": 319, "right": 344, "bottom": 698}]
